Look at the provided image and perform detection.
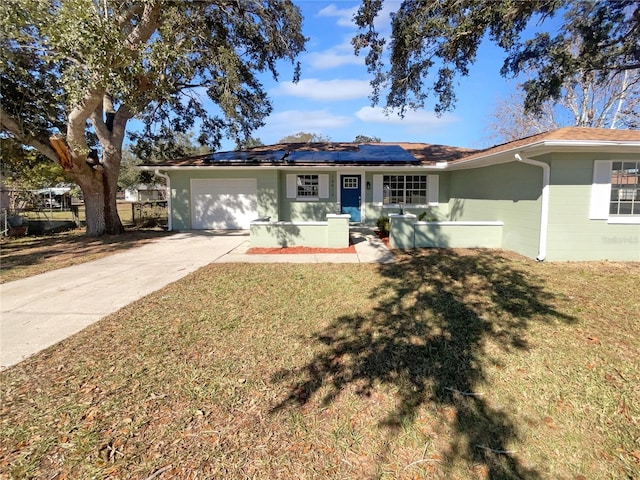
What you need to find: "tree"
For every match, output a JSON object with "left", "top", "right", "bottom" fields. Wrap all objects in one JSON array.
[
  {"left": 278, "top": 132, "right": 331, "bottom": 143},
  {"left": 236, "top": 136, "right": 265, "bottom": 150},
  {"left": 489, "top": 69, "right": 640, "bottom": 142},
  {"left": 130, "top": 132, "right": 210, "bottom": 164},
  {"left": 0, "top": 139, "right": 72, "bottom": 190},
  {"left": 353, "top": 0, "right": 639, "bottom": 115},
  {"left": 1, "top": 1, "right": 305, "bottom": 235},
  {"left": 354, "top": 135, "right": 381, "bottom": 143},
  {"left": 119, "top": 132, "right": 208, "bottom": 193}
]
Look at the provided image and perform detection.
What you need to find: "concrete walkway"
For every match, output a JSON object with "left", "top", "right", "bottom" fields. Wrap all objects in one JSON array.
[{"left": 1, "top": 228, "right": 392, "bottom": 369}]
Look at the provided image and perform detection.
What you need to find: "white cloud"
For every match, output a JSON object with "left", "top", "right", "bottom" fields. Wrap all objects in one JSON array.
[
  {"left": 306, "top": 50, "right": 365, "bottom": 70},
  {"left": 258, "top": 110, "right": 353, "bottom": 139},
  {"left": 317, "top": 4, "right": 359, "bottom": 28},
  {"left": 372, "top": 2, "right": 398, "bottom": 34},
  {"left": 272, "top": 78, "right": 371, "bottom": 101},
  {"left": 355, "top": 106, "right": 458, "bottom": 127},
  {"left": 305, "top": 39, "right": 365, "bottom": 70},
  {"left": 309, "top": 3, "right": 398, "bottom": 70}
]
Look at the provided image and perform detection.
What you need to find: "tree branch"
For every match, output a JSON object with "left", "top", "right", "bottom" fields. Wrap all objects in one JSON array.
[
  {"left": 124, "top": 2, "right": 161, "bottom": 49},
  {"left": 90, "top": 97, "right": 110, "bottom": 144},
  {"left": 610, "top": 70, "right": 630, "bottom": 128},
  {"left": 67, "top": 89, "right": 104, "bottom": 160},
  {"left": 111, "top": 105, "right": 133, "bottom": 146},
  {"left": 115, "top": 3, "right": 144, "bottom": 29},
  {"left": 0, "top": 106, "right": 59, "bottom": 163}
]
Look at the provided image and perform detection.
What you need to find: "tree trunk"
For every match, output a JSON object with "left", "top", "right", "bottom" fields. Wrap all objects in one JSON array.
[{"left": 75, "top": 160, "right": 124, "bottom": 236}]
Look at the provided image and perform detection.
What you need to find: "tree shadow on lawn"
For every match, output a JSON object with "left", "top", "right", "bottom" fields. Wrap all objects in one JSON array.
[
  {"left": 271, "top": 249, "right": 575, "bottom": 478},
  {"left": 0, "top": 229, "right": 170, "bottom": 277}
]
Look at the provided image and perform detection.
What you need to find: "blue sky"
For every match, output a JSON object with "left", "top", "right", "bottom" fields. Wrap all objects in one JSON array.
[{"left": 228, "top": 0, "right": 534, "bottom": 151}]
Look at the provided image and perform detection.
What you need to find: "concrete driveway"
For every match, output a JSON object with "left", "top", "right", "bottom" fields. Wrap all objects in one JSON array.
[
  {"left": 1, "top": 228, "right": 392, "bottom": 370},
  {"left": 0, "top": 231, "right": 249, "bottom": 370}
]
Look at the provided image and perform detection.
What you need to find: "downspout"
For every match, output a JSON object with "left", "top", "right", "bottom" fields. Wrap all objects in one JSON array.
[
  {"left": 154, "top": 170, "right": 172, "bottom": 231},
  {"left": 515, "top": 154, "right": 549, "bottom": 261}
]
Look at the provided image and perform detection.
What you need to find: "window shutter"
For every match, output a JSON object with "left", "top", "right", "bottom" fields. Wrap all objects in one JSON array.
[
  {"left": 427, "top": 175, "right": 439, "bottom": 206},
  {"left": 286, "top": 174, "right": 297, "bottom": 199},
  {"left": 589, "top": 161, "right": 612, "bottom": 219},
  {"left": 373, "top": 175, "right": 383, "bottom": 205},
  {"left": 319, "top": 174, "right": 329, "bottom": 198}
]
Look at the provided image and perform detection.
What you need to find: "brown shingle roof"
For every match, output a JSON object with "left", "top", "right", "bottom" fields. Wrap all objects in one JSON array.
[
  {"left": 384, "top": 142, "right": 475, "bottom": 163},
  {"left": 452, "top": 127, "right": 640, "bottom": 163},
  {"left": 142, "top": 142, "right": 475, "bottom": 167},
  {"left": 141, "top": 127, "right": 638, "bottom": 168}
]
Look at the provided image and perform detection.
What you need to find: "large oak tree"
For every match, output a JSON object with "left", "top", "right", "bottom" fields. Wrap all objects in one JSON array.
[
  {"left": 353, "top": 0, "right": 639, "bottom": 115},
  {"left": 1, "top": 0, "right": 305, "bottom": 235}
]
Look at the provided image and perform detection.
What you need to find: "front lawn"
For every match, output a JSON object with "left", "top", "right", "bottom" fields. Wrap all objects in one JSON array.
[
  {"left": 1, "top": 250, "right": 638, "bottom": 479},
  {"left": 0, "top": 228, "right": 169, "bottom": 284}
]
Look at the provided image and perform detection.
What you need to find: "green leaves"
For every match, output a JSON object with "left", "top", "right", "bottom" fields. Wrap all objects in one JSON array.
[
  {"left": 0, "top": 138, "right": 72, "bottom": 189},
  {"left": 2, "top": 0, "right": 306, "bottom": 152},
  {"left": 1, "top": 0, "right": 306, "bottom": 235},
  {"left": 353, "top": 0, "right": 639, "bottom": 115},
  {"left": 278, "top": 132, "right": 331, "bottom": 143}
]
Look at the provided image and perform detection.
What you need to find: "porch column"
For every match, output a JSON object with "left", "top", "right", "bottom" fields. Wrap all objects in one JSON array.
[
  {"left": 389, "top": 213, "right": 416, "bottom": 249},
  {"left": 326, "top": 214, "right": 351, "bottom": 248}
]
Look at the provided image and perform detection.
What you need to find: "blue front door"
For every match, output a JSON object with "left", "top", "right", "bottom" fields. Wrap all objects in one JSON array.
[{"left": 341, "top": 175, "right": 361, "bottom": 222}]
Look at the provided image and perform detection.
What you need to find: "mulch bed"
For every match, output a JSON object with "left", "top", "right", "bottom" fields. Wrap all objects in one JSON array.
[
  {"left": 246, "top": 230, "right": 389, "bottom": 254},
  {"left": 247, "top": 245, "right": 356, "bottom": 254},
  {"left": 375, "top": 230, "right": 390, "bottom": 247}
]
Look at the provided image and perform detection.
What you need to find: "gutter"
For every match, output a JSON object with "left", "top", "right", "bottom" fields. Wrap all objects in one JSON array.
[
  {"left": 515, "top": 154, "right": 549, "bottom": 261},
  {"left": 154, "top": 169, "right": 172, "bottom": 231}
]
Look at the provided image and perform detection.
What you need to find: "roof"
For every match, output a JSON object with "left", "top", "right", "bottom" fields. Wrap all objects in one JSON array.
[
  {"left": 141, "top": 142, "right": 475, "bottom": 167},
  {"left": 140, "top": 127, "right": 639, "bottom": 169},
  {"left": 451, "top": 127, "right": 640, "bottom": 164}
]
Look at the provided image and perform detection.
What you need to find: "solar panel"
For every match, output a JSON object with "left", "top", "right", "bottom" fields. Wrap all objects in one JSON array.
[
  {"left": 285, "top": 145, "right": 418, "bottom": 164},
  {"left": 202, "top": 144, "right": 418, "bottom": 165},
  {"left": 205, "top": 150, "right": 287, "bottom": 163}
]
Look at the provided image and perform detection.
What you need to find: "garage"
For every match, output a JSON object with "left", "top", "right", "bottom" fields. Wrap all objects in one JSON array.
[{"left": 190, "top": 178, "right": 258, "bottom": 229}]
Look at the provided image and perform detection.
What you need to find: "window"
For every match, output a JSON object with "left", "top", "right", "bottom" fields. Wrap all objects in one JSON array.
[
  {"left": 590, "top": 160, "right": 640, "bottom": 222},
  {"left": 343, "top": 177, "right": 358, "bottom": 189},
  {"left": 286, "top": 174, "right": 329, "bottom": 200},
  {"left": 610, "top": 162, "right": 639, "bottom": 215},
  {"left": 297, "top": 174, "right": 318, "bottom": 198},
  {"left": 382, "top": 175, "right": 428, "bottom": 205}
]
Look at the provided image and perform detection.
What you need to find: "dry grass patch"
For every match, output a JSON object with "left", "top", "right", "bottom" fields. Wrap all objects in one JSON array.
[
  {"left": 1, "top": 250, "right": 638, "bottom": 479},
  {"left": 0, "top": 228, "right": 170, "bottom": 283}
]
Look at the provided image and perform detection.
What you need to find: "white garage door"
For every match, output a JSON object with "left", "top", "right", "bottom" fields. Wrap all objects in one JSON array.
[{"left": 191, "top": 178, "right": 258, "bottom": 229}]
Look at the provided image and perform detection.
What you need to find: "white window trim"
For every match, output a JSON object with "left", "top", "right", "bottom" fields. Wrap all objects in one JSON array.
[
  {"left": 608, "top": 216, "right": 640, "bottom": 224},
  {"left": 286, "top": 174, "right": 329, "bottom": 200},
  {"left": 590, "top": 160, "right": 640, "bottom": 224},
  {"left": 372, "top": 174, "right": 438, "bottom": 207}
]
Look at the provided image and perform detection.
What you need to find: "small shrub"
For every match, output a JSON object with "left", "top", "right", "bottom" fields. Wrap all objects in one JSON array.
[
  {"left": 418, "top": 211, "right": 438, "bottom": 222},
  {"left": 376, "top": 215, "right": 390, "bottom": 236}
]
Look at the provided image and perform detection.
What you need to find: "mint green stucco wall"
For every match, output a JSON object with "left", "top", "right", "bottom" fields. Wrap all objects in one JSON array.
[
  {"left": 363, "top": 171, "right": 447, "bottom": 223},
  {"left": 544, "top": 152, "right": 639, "bottom": 261},
  {"left": 250, "top": 215, "right": 350, "bottom": 248},
  {"left": 278, "top": 170, "right": 339, "bottom": 221},
  {"left": 166, "top": 169, "right": 278, "bottom": 230},
  {"left": 165, "top": 154, "right": 639, "bottom": 261},
  {"left": 447, "top": 162, "right": 543, "bottom": 259}
]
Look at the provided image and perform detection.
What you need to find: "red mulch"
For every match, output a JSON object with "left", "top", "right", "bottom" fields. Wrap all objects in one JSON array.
[
  {"left": 247, "top": 245, "right": 356, "bottom": 254},
  {"left": 375, "top": 230, "right": 390, "bottom": 247}
]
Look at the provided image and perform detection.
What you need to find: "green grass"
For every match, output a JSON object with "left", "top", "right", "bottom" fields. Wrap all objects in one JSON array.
[
  {"left": 19, "top": 201, "right": 166, "bottom": 226},
  {"left": 1, "top": 250, "right": 639, "bottom": 479}
]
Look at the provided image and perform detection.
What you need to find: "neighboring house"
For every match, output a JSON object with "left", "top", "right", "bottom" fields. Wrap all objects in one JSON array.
[
  {"left": 34, "top": 187, "right": 72, "bottom": 209},
  {"left": 124, "top": 184, "right": 166, "bottom": 203},
  {"left": 141, "top": 127, "right": 640, "bottom": 261}
]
